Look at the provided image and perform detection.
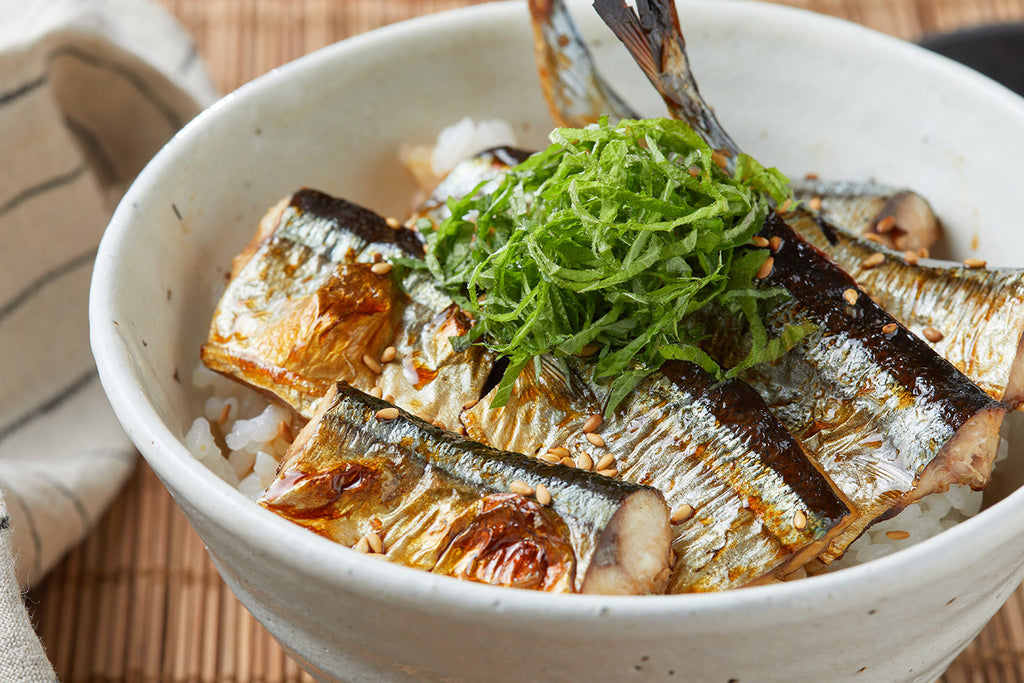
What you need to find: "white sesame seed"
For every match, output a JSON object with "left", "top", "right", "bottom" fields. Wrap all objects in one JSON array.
[
  {"left": 861, "top": 253, "right": 885, "bottom": 269},
  {"left": 366, "top": 532, "right": 384, "bottom": 554},
  {"left": 362, "top": 354, "right": 383, "bottom": 374},
  {"left": 582, "top": 414, "right": 603, "bottom": 434},
  {"left": 371, "top": 262, "right": 393, "bottom": 275},
  {"left": 585, "top": 432, "right": 605, "bottom": 448},
  {"left": 963, "top": 258, "right": 987, "bottom": 269},
  {"left": 843, "top": 288, "right": 859, "bottom": 306},
  {"left": 548, "top": 446, "right": 571, "bottom": 458},
  {"left": 575, "top": 452, "right": 593, "bottom": 471},
  {"left": 385, "top": 216, "right": 401, "bottom": 229},
  {"left": 876, "top": 215, "right": 896, "bottom": 234},
  {"left": 756, "top": 257, "right": 775, "bottom": 280},
  {"left": 793, "top": 510, "right": 808, "bottom": 530},
  {"left": 535, "top": 483, "right": 551, "bottom": 506},
  {"left": 751, "top": 236, "right": 770, "bottom": 248},
  {"left": 597, "top": 468, "right": 618, "bottom": 478},
  {"left": 353, "top": 537, "right": 370, "bottom": 553},
  {"left": 671, "top": 504, "right": 694, "bottom": 524},
  {"left": 510, "top": 480, "right": 534, "bottom": 496},
  {"left": 769, "top": 236, "right": 782, "bottom": 251},
  {"left": 923, "top": 326, "right": 944, "bottom": 343},
  {"left": 882, "top": 322, "right": 898, "bottom": 335},
  {"left": 375, "top": 407, "right": 399, "bottom": 421},
  {"left": 368, "top": 386, "right": 384, "bottom": 398},
  {"left": 595, "top": 453, "right": 616, "bottom": 471},
  {"left": 380, "top": 346, "right": 397, "bottom": 363},
  {"left": 886, "top": 530, "right": 910, "bottom": 541}
]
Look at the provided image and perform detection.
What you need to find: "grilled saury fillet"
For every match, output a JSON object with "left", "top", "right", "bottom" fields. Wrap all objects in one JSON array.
[
  {"left": 261, "top": 383, "right": 673, "bottom": 595},
  {"left": 790, "top": 178, "right": 943, "bottom": 253},
  {"left": 203, "top": 189, "right": 494, "bottom": 425},
  {"left": 786, "top": 208, "right": 1024, "bottom": 408},
  {"left": 594, "top": 0, "right": 1007, "bottom": 560},
  {"left": 463, "top": 358, "right": 854, "bottom": 592}
]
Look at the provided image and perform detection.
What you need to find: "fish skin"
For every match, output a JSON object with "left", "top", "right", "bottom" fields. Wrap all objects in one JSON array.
[
  {"left": 741, "top": 213, "right": 1006, "bottom": 559},
  {"left": 462, "top": 358, "right": 854, "bottom": 592},
  {"left": 790, "top": 178, "right": 944, "bottom": 253},
  {"left": 261, "top": 383, "right": 673, "bottom": 594},
  {"left": 528, "top": 0, "right": 639, "bottom": 127},
  {"left": 204, "top": 189, "right": 494, "bottom": 423},
  {"left": 786, "top": 209, "right": 1024, "bottom": 408},
  {"left": 203, "top": 213, "right": 407, "bottom": 416},
  {"left": 594, "top": 0, "right": 1006, "bottom": 561}
]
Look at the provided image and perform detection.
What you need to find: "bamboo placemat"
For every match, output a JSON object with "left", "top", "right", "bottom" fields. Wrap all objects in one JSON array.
[{"left": 28, "top": 1, "right": 1024, "bottom": 681}]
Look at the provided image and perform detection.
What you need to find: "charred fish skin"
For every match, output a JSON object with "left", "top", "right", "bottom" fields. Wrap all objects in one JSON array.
[
  {"left": 744, "top": 213, "right": 1006, "bottom": 558},
  {"left": 528, "top": 0, "right": 639, "bottom": 128},
  {"left": 261, "top": 383, "right": 672, "bottom": 595},
  {"left": 463, "top": 358, "right": 853, "bottom": 592},
  {"left": 790, "top": 178, "right": 943, "bottom": 253},
  {"left": 786, "top": 209, "right": 1024, "bottom": 408}
]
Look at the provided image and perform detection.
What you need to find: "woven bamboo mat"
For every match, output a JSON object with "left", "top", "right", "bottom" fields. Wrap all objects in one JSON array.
[{"left": 28, "top": 0, "right": 1024, "bottom": 681}]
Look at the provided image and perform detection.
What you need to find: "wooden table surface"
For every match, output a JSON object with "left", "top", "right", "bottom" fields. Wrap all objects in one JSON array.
[{"left": 30, "top": 1, "right": 1024, "bottom": 681}]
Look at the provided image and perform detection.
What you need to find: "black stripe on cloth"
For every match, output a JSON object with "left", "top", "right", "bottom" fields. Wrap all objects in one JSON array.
[
  {"left": 0, "top": 74, "right": 47, "bottom": 109},
  {"left": 0, "top": 484, "right": 43, "bottom": 580},
  {"left": 0, "top": 163, "right": 88, "bottom": 220},
  {"left": 0, "top": 516, "right": 8, "bottom": 531},
  {"left": 64, "top": 117, "right": 120, "bottom": 187},
  {"left": 0, "top": 370, "right": 98, "bottom": 447},
  {"left": 49, "top": 45, "right": 185, "bottom": 130},
  {"left": 0, "top": 247, "right": 96, "bottom": 326},
  {"left": 12, "top": 467, "right": 91, "bottom": 530},
  {"left": 178, "top": 42, "right": 199, "bottom": 75}
]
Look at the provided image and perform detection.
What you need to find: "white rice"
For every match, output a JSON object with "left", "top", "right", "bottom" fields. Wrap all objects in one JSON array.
[
  {"left": 184, "top": 117, "right": 1001, "bottom": 577},
  {"left": 399, "top": 116, "right": 518, "bottom": 199}
]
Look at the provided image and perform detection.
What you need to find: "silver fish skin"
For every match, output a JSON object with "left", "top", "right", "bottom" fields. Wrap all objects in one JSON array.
[
  {"left": 528, "top": 0, "right": 639, "bottom": 127},
  {"left": 204, "top": 189, "right": 492, "bottom": 423},
  {"left": 786, "top": 209, "right": 1024, "bottom": 408},
  {"left": 594, "top": 0, "right": 1006, "bottom": 561},
  {"left": 261, "top": 383, "right": 673, "bottom": 595},
  {"left": 742, "top": 214, "right": 1005, "bottom": 559},
  {"left": 790, "top": 178, "right": 943, "bottom": 253},
  {"left": 462, "top": 358, "right": 854, "bottom": 592}
]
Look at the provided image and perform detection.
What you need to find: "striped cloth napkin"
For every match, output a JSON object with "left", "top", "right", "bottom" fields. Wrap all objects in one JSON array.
[{"left": 0, "top": 0, "right": 215, "bottom": 677}]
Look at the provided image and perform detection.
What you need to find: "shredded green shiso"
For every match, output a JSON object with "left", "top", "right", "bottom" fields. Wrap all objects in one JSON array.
[{"left": 408, "top": 117, "right": 811, "bottom": 416}]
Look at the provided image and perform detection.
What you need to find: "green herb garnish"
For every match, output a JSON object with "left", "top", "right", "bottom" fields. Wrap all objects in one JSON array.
[{"left": 411, "top": 117, "right": 810, "bottom": 416}]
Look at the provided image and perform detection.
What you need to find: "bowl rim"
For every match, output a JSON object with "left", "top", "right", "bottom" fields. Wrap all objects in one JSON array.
[{"left": 90, "top": 0, "right": 1024, "bottom": 627}]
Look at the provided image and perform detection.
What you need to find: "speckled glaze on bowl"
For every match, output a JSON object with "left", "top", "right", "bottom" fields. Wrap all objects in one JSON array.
[{"left": 90, "top": 2, "right": 1024, "bottom": 681}]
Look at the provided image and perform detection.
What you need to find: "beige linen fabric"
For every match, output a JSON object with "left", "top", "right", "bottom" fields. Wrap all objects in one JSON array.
[{"left": 0, "top": 0, "right": 215, "bottom": 677}]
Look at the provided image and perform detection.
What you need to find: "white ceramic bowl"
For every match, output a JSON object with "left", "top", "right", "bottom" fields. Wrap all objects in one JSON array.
[{"left": 90, "top": 1, "right": 1024, "bottom": 681}]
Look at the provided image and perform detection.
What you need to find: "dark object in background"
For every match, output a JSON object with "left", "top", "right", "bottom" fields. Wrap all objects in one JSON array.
[{"left": 919, "top": 23, "right": 1024, "bottom": 96}]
